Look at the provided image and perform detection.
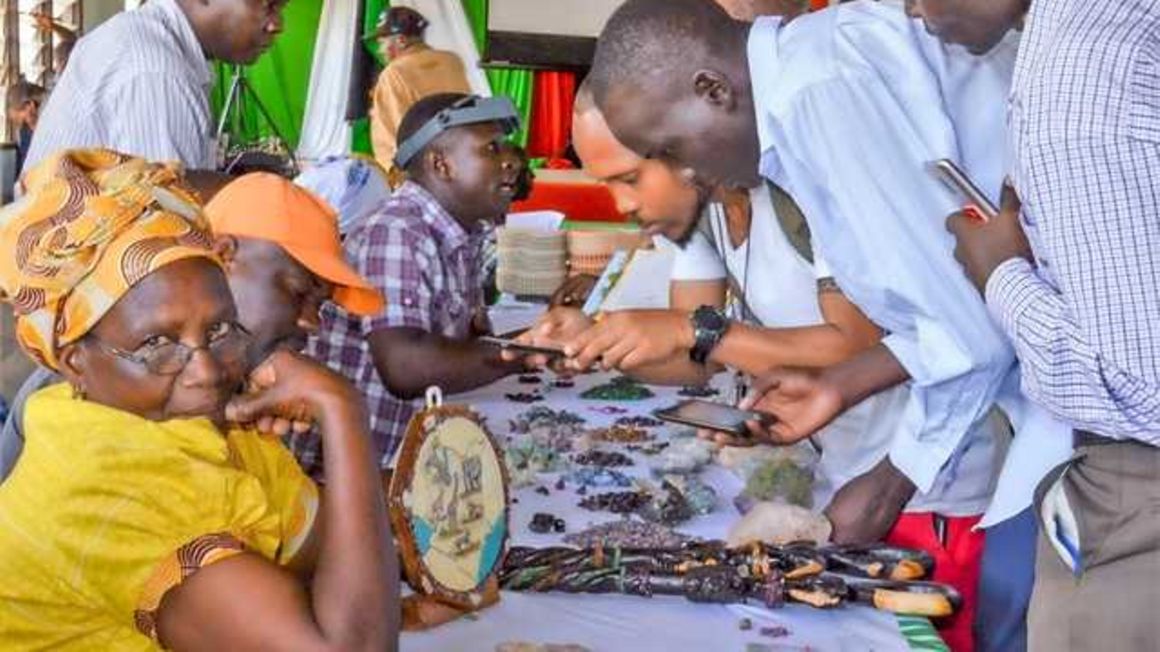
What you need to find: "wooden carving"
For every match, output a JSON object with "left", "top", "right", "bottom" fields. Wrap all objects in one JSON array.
[{"left": 388, "top": 388, "right": 510, "bottom": 629}]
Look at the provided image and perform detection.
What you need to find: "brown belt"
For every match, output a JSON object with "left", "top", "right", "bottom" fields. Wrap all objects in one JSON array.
[{"left": 1073, "top": 429, "right": 1160, "bottom": 449}]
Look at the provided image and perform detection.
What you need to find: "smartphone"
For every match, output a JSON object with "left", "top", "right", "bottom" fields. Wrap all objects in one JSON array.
[
  {"left": 478, "top": 335, "right": 567, "bottom": 359},
  {"left": 931, "top": 159, "right": 998, "bottom": 222},
  {"left": 653, "top": 399, "right": 775, "bottom": 437}
]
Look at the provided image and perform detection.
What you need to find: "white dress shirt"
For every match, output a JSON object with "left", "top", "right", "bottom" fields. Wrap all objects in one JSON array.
[
  {"left": 24, "top": 0, "right": 216, "bottom": 174},
  {"left": 747, "top": 2, "right": 1071, "bottom": 527},
  {"left": 673, "top": 184, "right": 997, "bottom": 516}
]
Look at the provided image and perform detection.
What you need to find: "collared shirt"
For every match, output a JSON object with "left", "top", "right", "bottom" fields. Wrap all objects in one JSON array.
[
  {"left": 300, "top": 181, "right": 486, "bottom": 474},
  {"left": 747, "top": 3, "right": 1070, "bottom": 525},
  {"left": 370, "top": 45, "right": 472, "bottom": 170},
  {"left": 988, "top": 0, "right": 1160, "bottom": 444},
  {"left": 672, "top": 185, "right": 997, "bottom": 516},
  {"left": 23, "top": 0, "right": 215, "bottom": 174},
  {"left": 0, "top": 367, "right": 59, "bottom": 482}
]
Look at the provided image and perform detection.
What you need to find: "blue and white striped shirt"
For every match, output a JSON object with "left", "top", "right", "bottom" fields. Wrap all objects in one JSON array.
[
  {"left": 23, "top": 0, "right": 215, "bottom": 174},
  {"left": 988, "top": 0, "right": 1160, "bottom": 443}
]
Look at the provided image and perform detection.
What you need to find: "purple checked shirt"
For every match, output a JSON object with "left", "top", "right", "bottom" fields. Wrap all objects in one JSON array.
[
  {"left": 297, "top": 181, "right": 486, "bottom": 474},
  {"left": 988, "top": 0, "right": 1160, "bottom": 443}
]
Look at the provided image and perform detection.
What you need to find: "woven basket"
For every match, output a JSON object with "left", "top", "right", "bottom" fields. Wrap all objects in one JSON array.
[{"left": 566, "top": 230, "right": 648, "bottom": 277}]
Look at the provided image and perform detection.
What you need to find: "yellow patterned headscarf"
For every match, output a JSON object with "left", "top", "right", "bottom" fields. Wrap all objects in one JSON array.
[{"left": 0, "top": 149, "right": 221, "bottom": 371}]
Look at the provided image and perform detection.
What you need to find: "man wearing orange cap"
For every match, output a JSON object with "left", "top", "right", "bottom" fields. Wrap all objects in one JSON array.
[
  {"left": 205, "top": 172, "right": 384, "bottom": 367},
  {"left": 0, "top": 171, "right": 382, "bottom": 479}
]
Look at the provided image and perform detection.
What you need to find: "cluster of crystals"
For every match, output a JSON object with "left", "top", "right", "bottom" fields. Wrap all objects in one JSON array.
[
  {"left": 578, "top": 491, "right": 649, "bottom": 514},
  {"left": 562, "top": 519, "right": 697, "bottom": 549},
  {"left": 580, "top": 376, "right": 656, "bottom": 401},
  {"left": 573, "top": 450, "right": 635, "bottom": 467}
]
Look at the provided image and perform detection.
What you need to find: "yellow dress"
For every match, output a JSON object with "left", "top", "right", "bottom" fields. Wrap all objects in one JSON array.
[{"left": 0, "top": 384, "right": 319, "bottom": 650}]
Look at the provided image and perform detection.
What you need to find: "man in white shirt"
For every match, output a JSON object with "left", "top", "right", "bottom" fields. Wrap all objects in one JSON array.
[
  {"left": 586, "top": 1, "right": 1071, "bottom": 650},
  {"left": 715, "top": 0, "right": 807, "bottom": 22},
  {"left": 524, "top": 89, "right": 998, "bottom": 650},
  {"left": 24, "top": 0, "right": 287, "bottom": 175}
]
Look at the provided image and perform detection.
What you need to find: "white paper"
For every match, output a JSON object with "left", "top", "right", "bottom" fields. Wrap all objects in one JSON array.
[
  {"left": 505, "top": 210, "right": 567, "bottom": 232},
  {"left": 599, "top": 247, "right": 675, "bottom": 311},
  {"left": 488, "top": 295, "right": 548, "bottom": 337}
]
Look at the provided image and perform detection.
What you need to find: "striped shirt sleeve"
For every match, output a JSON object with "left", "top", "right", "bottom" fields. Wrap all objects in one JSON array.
[
  {"left": 104, "top": 72, "right": 213, "bottom": 168},
  {"left": 998, "top": 0, "right": 1160, "bottom": 441},
  {"left": 987, "top": 137, "right": 1160, "bottom": 442}
]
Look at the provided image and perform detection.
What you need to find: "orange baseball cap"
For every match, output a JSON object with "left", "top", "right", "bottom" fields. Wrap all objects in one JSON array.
[{"left": 204, "top": 172, "right": 385, "bottom": 316}]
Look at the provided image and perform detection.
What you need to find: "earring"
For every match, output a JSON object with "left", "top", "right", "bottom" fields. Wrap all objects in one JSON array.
[{"left": 71, "top": 385, "right": 86, "bottom": 401}]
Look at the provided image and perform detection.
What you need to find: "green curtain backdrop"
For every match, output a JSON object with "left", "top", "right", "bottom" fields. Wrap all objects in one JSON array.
[
  {"left": 364, "top": 0, "right": 389, "bottom": 66},
  {"left": 350, "top": 0, "right": 390, "bottom": 154},
  {"left": 211, "top": 0, "right": 325, "bottom": 150},
  {"left": 484, "top": 68, "right": 532, "bottom": 147},
  {"left": 353, "top": 0, "right": 535, "bottom": 154},
  {"left": 462, "top": 0, "right": 487, "bottom": 52}
]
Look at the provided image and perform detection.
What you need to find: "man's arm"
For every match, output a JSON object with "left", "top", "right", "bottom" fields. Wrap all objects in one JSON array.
[
  {"left": 982, "top": 139, "right": 1160, "bottom": 441},
  {"left": 356, "top": 220, "right": 522, "bottom": 400},
  {"left": 733, "top": 343, "right": 910, "bottom": 446},
  {"left": 619, "top": 280, "right": 724, "bottom": 386},
  {"left": 708, "top": 279, "right": 882, "bottom": 372},
  {"left": 566, "top": 278, "right": 884, "bottom": 377},
  {"left": 366, "top": 327, "right": 521, "bottom": 399},
  {"left": 759, "top": 63, "right": 1015, "bottom": 492}
]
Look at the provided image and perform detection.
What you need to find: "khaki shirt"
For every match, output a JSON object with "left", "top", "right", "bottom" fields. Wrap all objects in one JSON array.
[{"left": 370, "top": 45, "right": 472, "bottom": 169}]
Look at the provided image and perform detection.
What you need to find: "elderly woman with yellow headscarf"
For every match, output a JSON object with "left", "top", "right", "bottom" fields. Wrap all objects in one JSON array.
[{"left": 0, "top": 150, "right": 398, "bottom": 651}]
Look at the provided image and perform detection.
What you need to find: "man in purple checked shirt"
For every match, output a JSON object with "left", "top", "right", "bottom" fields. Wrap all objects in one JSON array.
[{"left": 300, "top": 93, "right": 531, "bottom": 480}]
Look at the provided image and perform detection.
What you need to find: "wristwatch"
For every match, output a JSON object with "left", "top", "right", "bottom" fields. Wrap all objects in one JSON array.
[{"left": 689, "top": 305, "right": 730, "bottom": 364}]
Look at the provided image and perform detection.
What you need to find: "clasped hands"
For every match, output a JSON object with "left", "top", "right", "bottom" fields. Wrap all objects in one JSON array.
[{"left": 504, "top": 307, "right": 694, "bottom": 373}]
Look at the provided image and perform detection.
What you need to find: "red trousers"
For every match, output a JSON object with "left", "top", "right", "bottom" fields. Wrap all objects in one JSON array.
[{"left": 886, "top": 512, "right": 985, "bottom": 652}]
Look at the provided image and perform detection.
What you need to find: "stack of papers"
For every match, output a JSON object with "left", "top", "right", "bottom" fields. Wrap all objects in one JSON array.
[{"left": 496, "top": 213, "right": 568, "bottom": 297}]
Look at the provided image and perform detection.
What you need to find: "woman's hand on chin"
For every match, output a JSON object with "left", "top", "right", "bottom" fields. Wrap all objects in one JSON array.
[{"left": 227, "top": 350, "right": 363, "bottom": 435}]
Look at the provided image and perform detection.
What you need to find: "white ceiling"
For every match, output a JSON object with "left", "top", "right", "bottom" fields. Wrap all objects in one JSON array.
[{"left": 488, "top": 0, "right": 625, "bottom": 38}]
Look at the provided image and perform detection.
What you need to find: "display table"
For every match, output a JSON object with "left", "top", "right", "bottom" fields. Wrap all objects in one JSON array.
[{"left": 401, "top": 372, "right": 948, "bottom": 652}]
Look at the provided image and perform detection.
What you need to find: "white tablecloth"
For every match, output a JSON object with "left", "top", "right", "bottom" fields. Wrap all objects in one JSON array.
[{"left": 401, "top": 372, "right": 936, "bottom": 652}]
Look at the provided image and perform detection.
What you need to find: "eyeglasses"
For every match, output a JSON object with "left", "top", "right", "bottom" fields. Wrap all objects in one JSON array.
[{"left": 88, "top": 321, "right": 252, "bottom": 376}]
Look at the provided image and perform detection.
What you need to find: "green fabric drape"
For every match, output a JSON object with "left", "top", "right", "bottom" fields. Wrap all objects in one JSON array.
[
  {"left": 353, "top": 0, "right": 536, "bottom": 153},
  {"left": 211, "top": 0, "right": 324, "bottom": 149},
  {"left": 461, "top": 0, "right": 487, "bottom": 53},
  {"left": 363, "top": 0, "right": 390, "bottom": 65},
  {"left": 351, "top": 0, "right": 390, "bottom": 154},
  {"left": 485, "top": 68, "right": 532, "bottom": 147}
]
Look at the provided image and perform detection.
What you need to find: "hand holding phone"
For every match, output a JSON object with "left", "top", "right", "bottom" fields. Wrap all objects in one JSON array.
[
  {"left": 654, "top": 399, "right": 775, "bottom": 437},
  {"left": 479, "top": 335, "right": 567, "bottom": 359},
  {"left": 931, "top": 159, "right": 998, "bottom": 222}
]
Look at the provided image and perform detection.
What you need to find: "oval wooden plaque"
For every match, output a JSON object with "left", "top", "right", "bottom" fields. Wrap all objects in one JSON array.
[{"left": 389, "top": 403, "right": 510, "bottom": 610}]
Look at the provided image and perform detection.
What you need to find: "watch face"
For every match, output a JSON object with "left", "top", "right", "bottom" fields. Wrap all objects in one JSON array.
[{"left": 696, "top": 306, "right": 727, "bottom": 331}]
